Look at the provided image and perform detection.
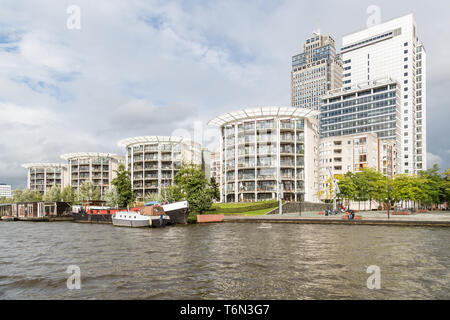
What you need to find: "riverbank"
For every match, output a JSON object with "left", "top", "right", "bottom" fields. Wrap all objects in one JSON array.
[
  {"left": 0, "top": 216, "right": 75, "bottom": 222},
  {"left": 223, "top": 211, "right": 450, "bottom": 227}
]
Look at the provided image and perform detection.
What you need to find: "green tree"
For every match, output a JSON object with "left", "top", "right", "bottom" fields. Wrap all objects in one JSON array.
[
  {"left": 174, "top": 162, "right": 213, "bottom": 214},
  {"left": 337, "top": 172, "right": 356, "bottom": 209},
  {"left": 111, "top": 163, "right": 134, "bottom": 207},
  {"left": 43, "top": 186, "right": 62, "bottom": 202},
  {"left": 78, "top": 181, "right": 101, "bottom": 202},
  {"left": 12, "top": 189, "right": 24, "bottom": 202},
  {"left": 0, "top": 196, "right": 13, "bottom": 204},
  {"left": 210, "top": 177, "right": 220, "bottom": 201},
  {"left": 144, "top": 192, "right": 163, "bottom": 203},
  {"left": 14, "top": 189, "right": 43, "bottom": 202},
  {"left": 61, "top": 186, "right": 77, "bottom": 204},
  {"left": 161, "top": 185, "right": 185, "bottom": 203},
  {"left": 104, "top": 185, "right": 120, "bottom": 207}
]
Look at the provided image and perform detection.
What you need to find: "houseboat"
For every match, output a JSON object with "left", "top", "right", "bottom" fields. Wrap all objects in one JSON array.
[{"left": 112, "top": 204, "right": 170, "bottom": 228}]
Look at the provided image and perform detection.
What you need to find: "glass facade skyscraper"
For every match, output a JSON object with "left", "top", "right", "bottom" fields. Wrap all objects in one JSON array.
[{"left": 291, "top": 33, "right": 343, "bottom": 110}]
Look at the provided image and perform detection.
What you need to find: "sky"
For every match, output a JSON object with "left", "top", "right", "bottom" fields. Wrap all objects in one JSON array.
[{"left": 0, "top": 0, "right": 449, "bottom": 189}]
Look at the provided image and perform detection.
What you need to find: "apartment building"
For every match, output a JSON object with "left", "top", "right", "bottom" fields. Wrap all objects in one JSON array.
[
  {"left": 0, "top": 184, "right": 12, "bottom": 198},
  {"left": 210, "top": 151, "right": 221, "bottom": 182},
  {"left": 117, "top": 136, "right": 202, "bottom": 200},
  {"left": 291, "top": 33, "right": 343, "bottom": 110},
  {"left": 341, "top": 13, "right": 426, "bottom": 173},
  {"left": 318, "top": 133, "right": 397, "bottom": 196},
  {"left": 60, "top": 153, "right": 123, "bottom": 197},
  {"left": 21, "top": 163, "right": 68, "bottom": 195},
  {"left": 208, "top": 106, "right": 319, "bottom": 203}
]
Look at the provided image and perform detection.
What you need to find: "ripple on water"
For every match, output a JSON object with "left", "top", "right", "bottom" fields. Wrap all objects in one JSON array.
[{"left": 0, "top": 222, "right": 449, "bottom": 299}]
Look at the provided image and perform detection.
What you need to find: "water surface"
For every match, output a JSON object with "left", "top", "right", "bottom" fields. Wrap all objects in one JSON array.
[{"left": 0, "top": 222, "right": 448, "bottom": 299}]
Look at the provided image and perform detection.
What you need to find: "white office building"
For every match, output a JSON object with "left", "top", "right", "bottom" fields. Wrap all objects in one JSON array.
[
  {"left": 22, "top": 163, "right": 68, "bottom": 195},
  {"left": 61, "top": 153, "right": 123, "bottom": 197},
  {"left": 208, "top": 106, "right": 320, "bottom": 203},
  {"left": 117, "top": 136, "right": 202, "bottom": 200},
  {"left": 0, "top": 184, "right": 12, "bottom": 198},
  {"left": 341, "top": 13, "right": 426, "bottom": 173}
]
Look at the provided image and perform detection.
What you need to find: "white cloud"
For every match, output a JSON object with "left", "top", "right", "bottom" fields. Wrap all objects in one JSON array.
[
  {"left": 0, "top": 0, "right": 450, "bottom": 188},
  {"left": 427, "top": 152, "right": 444, "bottom": 169}
]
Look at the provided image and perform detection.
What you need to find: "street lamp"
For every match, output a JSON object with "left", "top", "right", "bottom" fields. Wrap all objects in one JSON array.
[
  {"left": 298, "top": 192, "right": 304, "bottom": 216},
  {"left": 387, "top": 178, "right": 391, "bottom": 220}
]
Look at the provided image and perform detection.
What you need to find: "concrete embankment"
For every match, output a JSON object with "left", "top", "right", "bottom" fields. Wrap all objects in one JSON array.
[
  {"left": 223, "top": 214, "right": 450, "bottom": 228},
  {"left": 15, "top": 216, "right": 75, "bottom": 222}
]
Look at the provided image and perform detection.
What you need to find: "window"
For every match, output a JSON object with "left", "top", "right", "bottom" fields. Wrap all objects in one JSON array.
[
  {"left": 404, "top": 42, "right": 408, "bottom": 46},
  {"left": 404, "top": 80, "right": 408, "bottom": 84},
  {"left": 404, "top": 72, "right": 408, "bottom": 76},
  {"left": 404, "top": 50, "right": 408, "bottom": 54}
]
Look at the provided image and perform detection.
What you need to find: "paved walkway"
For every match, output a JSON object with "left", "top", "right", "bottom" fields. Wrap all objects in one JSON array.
[{"left": 223, "top": 211, "right": 450, "bottom": 227}]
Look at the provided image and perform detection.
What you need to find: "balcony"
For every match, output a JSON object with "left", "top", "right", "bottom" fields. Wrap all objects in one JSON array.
[
  {"left": 280, "top": 121, "right": 293, "bottom": 130},
  {"left": 144, "top": 145, "right": 158, "bottom": 152},
  {"left": 144, "top": 155, "right": 158, "bottom": 161},
  {"left": 280, "top": 134, "right": 294, "bottom": 142}
]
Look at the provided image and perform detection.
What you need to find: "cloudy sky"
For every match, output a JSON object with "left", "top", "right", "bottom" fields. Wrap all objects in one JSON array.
[{"left": 1, "top": 0, "right": 449, "bottom": 189}]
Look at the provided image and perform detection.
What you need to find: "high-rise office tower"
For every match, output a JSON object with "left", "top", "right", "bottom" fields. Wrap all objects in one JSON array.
[
  {"left": 341, "top": 14, "right": 426, "bottom": 173},
  {"left": 291, "top": 32, "right": 343, "bottom": 110}
]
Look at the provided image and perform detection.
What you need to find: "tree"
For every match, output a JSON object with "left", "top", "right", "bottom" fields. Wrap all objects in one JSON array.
[
  {"left": 174, "top": 162, "right": 213, "bottom": 214},
  {"left": 161, "top": 185, "right": 185, "bottom": 203},
  {"left": 61, "top": 186, "right": 77, "bottom": 204},
  {"left": 210, "top": 177, "right": 220, "bottom": 201},
  {"left": 78, "top": 181, "right": 101, "bottom": 202},
  {"left": 111, "top": 163, "right": 134, "bottom": 207},
  {"left": 337, "top": 172, "right": 356, "bottom": 209},
  {"left": 43, "top": 186, "right": 62, "bottom": 202},
  {"left": 104, "top": 185, "right": 120, "bottom": 207},
  {"left": 13, "top": 188, "right": 43, "bottom": 202},
  {"left": 0, "top": 196, "right": 13, "bottom": 204}
]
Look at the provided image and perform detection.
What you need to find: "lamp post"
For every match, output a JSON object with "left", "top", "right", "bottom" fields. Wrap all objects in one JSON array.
[
  {"left": 278, "top": 182, "right": 283, "bottom": 215},
  {"left": 298, "top": 192, "right": 303, "bottom": 216},
  {"left": 387, "top": 178, "right": 390, "bottom": 220}
]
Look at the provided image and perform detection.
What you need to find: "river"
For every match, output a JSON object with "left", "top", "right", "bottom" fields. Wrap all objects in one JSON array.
[{"left": 0, "top": 222, "right": 448, "bottom": 299}]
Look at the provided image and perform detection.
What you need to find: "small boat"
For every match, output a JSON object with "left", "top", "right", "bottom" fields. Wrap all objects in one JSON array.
[
  {"left": 161, "top": 201, "right": 189, "bottom": 225},
  {"left": 112, "top": 205, "right": 170, "bottom": 228},
  {"left": 1, "top": 216, "right": 17, "bottom": 221}
]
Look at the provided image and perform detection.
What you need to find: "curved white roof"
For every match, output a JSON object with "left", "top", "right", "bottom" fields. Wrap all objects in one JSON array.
[
  {"left": 208, "top": 106, "right": 319, "bottom": 127},
  {"left": 22, "top": 163, "right": 67, "bottom": 169},
  {"left": 117, "top": 136, "right": 200, "bottom": 148},
  {"left": 60, "top": 152, "right": 123, "bottom": 160}
]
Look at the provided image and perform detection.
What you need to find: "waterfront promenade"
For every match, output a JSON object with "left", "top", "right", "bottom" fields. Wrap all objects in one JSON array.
[{"left": 223, "top": 211, "right": 450, "bottom": 227}]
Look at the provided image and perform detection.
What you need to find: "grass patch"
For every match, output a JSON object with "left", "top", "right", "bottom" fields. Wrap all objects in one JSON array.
[
  {"left": 209, "top": 200, "right": 279, "bottom": 214},
  {"left": 204, "top": 206, "right": 277, "bottom": 217}
]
